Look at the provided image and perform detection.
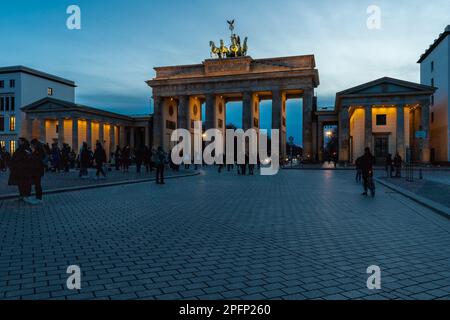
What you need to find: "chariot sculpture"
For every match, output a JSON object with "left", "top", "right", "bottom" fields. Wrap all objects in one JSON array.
[{"left": 209, "top": 20, "right": 248, "bottom": 59}]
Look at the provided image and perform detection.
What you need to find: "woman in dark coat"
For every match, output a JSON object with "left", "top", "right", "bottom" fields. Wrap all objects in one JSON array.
[
  {"left": 8, "top": 138, "right": 33, "bottom": 203},
  {"left": 79, "top": 142, "right": 90, "bottom": 178},
  {"left": 30, "top": 139, "right": 45, "bottom": 202}
]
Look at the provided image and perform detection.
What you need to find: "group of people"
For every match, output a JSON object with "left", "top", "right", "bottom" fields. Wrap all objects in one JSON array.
[
  {"left": 8, "top": 138, "right": 46, "bottom": 205},
  {"left": 385, "top": 153, "right": 403, "bottom": 178}
]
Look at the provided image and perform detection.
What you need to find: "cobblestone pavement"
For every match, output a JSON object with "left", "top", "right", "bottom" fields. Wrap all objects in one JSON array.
[
  {"left": 0, "top": 167, "right": 193, "bottom": 197},
  {"left": 0, "top": 168, "right": 449, "bottom": 300},
  {"left": 379, "top": 176, "right": 450, "bottom": 209}
]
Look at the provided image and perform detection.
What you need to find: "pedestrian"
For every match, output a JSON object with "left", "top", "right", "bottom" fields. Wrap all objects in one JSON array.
[
  {"left": 155, "top": 146, "right": 166, "bottom": 184},
  {"left": 114, "top": 146, "right": 121, "bottom": 171},
  {"left": 0, "top": 146, "right": 11, "bottom": 172},
  {"left": 360, "top": 147, "right": 375, "bottom": 197},
  {"left": 94, "top": 141, "right": 107, "bottom": 179},
  {"left": 121, "top": 146, "right": 130, "bottom": 172},
  {"left": 143, "top": 146, "right": 151, "bottom": 173},
  {"left": 78, "top": 142, "right": 90, "bottom": 178},
  {"left": 61, "top": 143, "right": 71, "bottom": 173},
  {"left": 135, "top": 145, "right": 144, "bottom": 173},
  {"left": 30, "top": 139, "right": 45, "bottom": 203},
  {"left": 385, "top": 154, "right": 393, "bottom": 178},
  {"left": 8, "top": 138, "right": 35, "bottom": 204},
  {"left": 394, "top": 152, "right": 403, "bottom": 178},
  {"left": 355, "top": 156, "right": 362, "bottom": 183},
  {"left": 51, "top": 143, "right": 62, "bottom": 173}
]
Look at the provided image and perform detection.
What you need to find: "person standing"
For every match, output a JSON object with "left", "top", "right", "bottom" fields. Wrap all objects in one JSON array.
[
  {"left": 355, "top": 156, "right": 363, "bottom": 183},
  {"left": 8, "top": 138, "right": 34, "bottom": 204},
  {"left": 121, "top": 146, "right": 130, "bottom": 172},
  {"left": 135, "top": 145, "right": 144, "bottom": 174},
  {"left": 94, "top": 141, "right": 107, "bottom": 179},
  {"left": 360, "top": 147, "right": 375, "bottom": 197},
  {"left": 394, "top": 152, "right": 403, "bottom": 178},
  {"left": 30, "top": 139, "right": 45, "bottom": 203},
  {"left": 155, "top": 146, "right": 166, "bottom": 184},
  {"left": 385, "top": 154, "right": 393, "bottom": 178},
  {"left": 61, "top": 143, "right": 71, "bottom": 173},
  {"left": 79, "top": 142, "right": 91, "bottom": 178}
]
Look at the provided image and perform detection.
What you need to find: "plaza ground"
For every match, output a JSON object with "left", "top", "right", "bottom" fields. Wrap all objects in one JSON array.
[{"left": 0, "top": 168, "right": 449, "bottom": 300}]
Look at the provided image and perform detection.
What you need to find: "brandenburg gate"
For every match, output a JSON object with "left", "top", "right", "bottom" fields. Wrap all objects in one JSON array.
[{"left": 147, "top": 22, "right": 319, "bottom": 159}]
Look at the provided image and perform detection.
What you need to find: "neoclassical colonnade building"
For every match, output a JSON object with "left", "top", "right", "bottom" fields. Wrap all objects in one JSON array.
[
  {"left": 334, "top": 77, "right": 436, "bottom": 163},
  {"left": 22, "top": 97, "right": 152, "bottom": 157},
  {"left": 147, "top": 55, "right": 319, "bottom": 159}
]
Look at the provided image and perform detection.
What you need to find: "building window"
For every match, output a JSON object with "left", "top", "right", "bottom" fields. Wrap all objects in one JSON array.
[
  {"left": 5, "top": 97, "right": 9, "bottom": 111},
  {"left": 0, "top": 81, "right": 4, "bottom": 88},
  {"left": 431, "top": 61, "right": 434, "bottom": 72},
  {"left": 10, "top": 140, "right": 16, "bottom": 154},
  {"left": 10, "top": 80, "right": 15, "bottom": 88},
  {"left": 0, "top": 140, "right": 5, "bottom": 148},
  {"left": 9, "top": 116, "right": 16, "bottom": 131},
  {"left": 431, "top": 78, "right": 434, "bottom": 87},
  {"left": 431, "top": 95, "right": 435, "bottom": 106},
  {"left": 0, "top": 97, "right": 4, "bottom": 111},
  {"left": 431, "top": 112, "right": 434, "bottom": 123},
  {"left": 11, "top": 97, "right": 15, "bottom": 111},
  {"left": 0, "top": 117, "right": 4, "bottom": 132},
  {"left": 376, "top": 114, "right": 387, "bottom": 126},
  {"left": 48, "top": 87, "right": 54, "bottom": 96}
]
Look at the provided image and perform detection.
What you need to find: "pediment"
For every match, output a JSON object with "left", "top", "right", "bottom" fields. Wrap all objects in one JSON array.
[{"left": 337, "top": 77, "right": 436, "bottom": 97}]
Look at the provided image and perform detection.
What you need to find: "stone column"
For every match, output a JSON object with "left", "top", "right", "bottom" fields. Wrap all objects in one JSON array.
[
  {"left": 98, "top": 122, "right": 104, "bottom": 145},
  {"left": 318, "top": 122, "right": 324, "bottom": 162},
  {"left": 420, "top": 100, "right": 431, "bottom": 163},
  {"left": 152, "top": 96, "right": 163, "bottom": 148},
  {"left": 339, "top": 106, "right": 350, "bottom": 163},
  {"left": 303, "top": 88, "right": 314, "bottom": 160},
  {"left": 145, "top": 125, "right": 150, "bottom": 148},
  {"left": 130, "top": 127, "right": 135, "bottom": 150},
  {"left": 39, "top": 118, "right": 46, "bottom": 144},
  {"left": 205, "top": 93, "right": 216, "bottom": 130},
  {"left": 242, "top": 91, "right": 253, "bottom": 131},
  {"left": 72, "top": 118, "right": 79, "bottom": 152},
  {"left": 364, "top": 105, "right": 373, "bottom": 150},
  {"left": 177, "top": 95, "right": 189, "bottom": 130},
  {"left": 272, "top": 90, "right": 285, "bottom": 157},
  {"left": 110, "top": 124, "right": 116, "bottom": 152},
  {"left": 26, "top": 118, "right": 34, "bottom": 141},
  {"left": 58, "top": 118, "right": 65, "bottom": 146},
  {"left": 86, "top": 119, "right": 92, "bottom": 148},
  {"left": 119, "top": 126, "right": 126, "bottom": 148},
  {"left": 396, "top": 105, "right": 405, "bottom": 159}
]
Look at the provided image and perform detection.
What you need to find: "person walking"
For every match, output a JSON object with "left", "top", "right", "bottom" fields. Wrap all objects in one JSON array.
[
  {"left": 8, "top": 138, "right": 34, "bottom": 204},
  {"left": 78, "top": 142, "right": 91, "bottom": 178},
  {"left": 360, "top": 147, "right": 375, "bottom": 197},
  {"left": 94, "top": 141, "right": 107, "bottom": 179},
  {"left": 30, "top": 139, "right": 45, "bottom": 203},
  {"left": 61, "top": 143, "right": 71, "bottom": 173},
  {"left": 114, "top": 146, "right": 122, "bottom": 171},
  {"left": 155, "top": 146, "right": 166, "bottom": 184}
]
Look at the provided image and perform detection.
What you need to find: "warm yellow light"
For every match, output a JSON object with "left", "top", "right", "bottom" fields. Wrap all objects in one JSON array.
[{"left": 326, "top": 131, "right": 333, "bottom": 137}]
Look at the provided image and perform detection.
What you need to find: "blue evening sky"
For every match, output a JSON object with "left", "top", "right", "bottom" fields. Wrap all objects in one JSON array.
[{"left": 1, "top": 0, "right": 449, "bottom": 145}]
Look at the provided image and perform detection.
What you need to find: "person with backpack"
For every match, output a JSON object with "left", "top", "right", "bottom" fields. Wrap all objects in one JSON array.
[{"left": 94, "top": 141, "right": 107, "bottom": 179}]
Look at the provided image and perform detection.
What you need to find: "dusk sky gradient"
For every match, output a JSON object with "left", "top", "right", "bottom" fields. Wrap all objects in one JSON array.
[{"left": 1, "top": 0, "right": 449, "bottom": 144}]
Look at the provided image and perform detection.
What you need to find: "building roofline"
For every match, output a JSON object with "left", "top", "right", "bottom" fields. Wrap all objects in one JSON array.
[
  {"left": 417, "top": 26, "right": 450, "bottom": 63},
  {"left": 21, "top": 97, "right": 151, "bottom": 122},
  {"left": 0, "top": 66, "right": 77, "bottom": 87}
]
